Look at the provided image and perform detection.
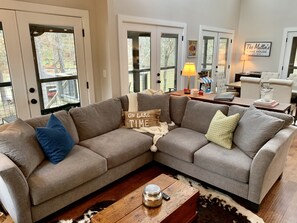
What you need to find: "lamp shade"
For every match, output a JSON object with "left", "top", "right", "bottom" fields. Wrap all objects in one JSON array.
[
  {"left": 182, "top": 62, "right": 197, "bottom": 76},
  {"left": 240, "top": 54, "right": 249, "bottom": 61}
]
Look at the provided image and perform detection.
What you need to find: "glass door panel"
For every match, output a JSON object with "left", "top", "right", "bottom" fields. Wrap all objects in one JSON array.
[
  {"left": 218, "top": 37, "right": 229, "bottom": 74},
  {"left": 201, "top": 36, "right": 215, "bottom": 77},
  {"left": 0, "top": 22, "right": 17, "bottom": 124},
  {"left": 288, "top": 37, "right": 297, "bottom": 76},
  {"left": 30, "top": 25, "right": 80, "bottom": 114},
  {"left": 127, "top": 31, "right": 151, "bottom": 93},
  {"left": 17, "top": 12, "right": 88, "bottom": 117},
  {"left": 160, "top": 33, "right": 178, "bottom": 92}
]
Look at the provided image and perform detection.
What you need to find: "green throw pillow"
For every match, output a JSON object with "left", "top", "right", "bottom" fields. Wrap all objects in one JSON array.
[{"left": 205, "top": 110, "right": 240, "bottom": 149}]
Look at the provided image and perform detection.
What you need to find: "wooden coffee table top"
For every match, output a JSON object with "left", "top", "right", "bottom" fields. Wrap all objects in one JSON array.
[{"left": 91, "top": 174, "right": 199, "bottom": 223}]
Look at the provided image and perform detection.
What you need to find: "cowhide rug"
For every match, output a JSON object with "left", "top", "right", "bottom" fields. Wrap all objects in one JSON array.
[{"left": 56, "top": 174, "right": 264, "bottom": 223}]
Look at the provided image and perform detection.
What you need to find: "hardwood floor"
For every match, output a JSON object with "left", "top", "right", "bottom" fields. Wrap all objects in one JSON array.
[{"left": 36, "top": 135, "right": 297, "bottom": 223}]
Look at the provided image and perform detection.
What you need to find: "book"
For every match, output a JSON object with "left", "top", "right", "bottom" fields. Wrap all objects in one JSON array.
[
  {"left": 253, "top": 99, "right": 279, "bottom": 107},
  {"left": 214, "top": 93, "right": 235, "bottom": 101}
]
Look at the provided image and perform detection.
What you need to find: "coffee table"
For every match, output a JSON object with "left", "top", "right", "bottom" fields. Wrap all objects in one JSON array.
[{"left": 91, "top": 174, "right": 199, "bottom": 223}]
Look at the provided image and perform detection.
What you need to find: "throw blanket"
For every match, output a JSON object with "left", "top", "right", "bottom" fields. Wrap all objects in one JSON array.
[{"left": 127, "top": 92, "right": 169, "bottom": 152}]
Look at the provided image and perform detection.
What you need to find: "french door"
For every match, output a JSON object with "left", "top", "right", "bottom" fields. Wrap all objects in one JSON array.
[
  {"left": 280, "top": 31, "right": 297, "bottom": 78},
  {"left": 119, "top": 20, "right": 184, "bottom": 95},
  {"left": 198, "top": 29, "right": 233, "bottom": 86},
  {"left": 0, "top": 9, "right": 90, "bottom": 123}
]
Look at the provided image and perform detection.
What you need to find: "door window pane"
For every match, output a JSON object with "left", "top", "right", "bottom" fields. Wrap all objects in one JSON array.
[
  {"left": 30, "top": 25, "right": 80, "bottom": 112},
  {"left": 288, "top": 37, "right": 297, "bottom": 76},
  {"left": 218, "top": 38, "right": 229, "bottom": 75},
  {"left": 160, "top": 33, "right": 178, "bottom": 92},
  {"left": 0, "top": 22, "right": 17, "bottom": 124},
  {"left": 201, "top": 36, "right": 214, "bottom": 76},
  {"left": 127, "top": 31, "right": 151, "bottom": 92}
]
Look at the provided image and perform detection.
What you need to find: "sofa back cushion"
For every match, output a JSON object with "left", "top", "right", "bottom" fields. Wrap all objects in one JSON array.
[
  {"left": 181, "top": 100, "right": 229, "bottom": 134},
  {"left": 233, "top": 106, "right": 285, "bottom": 158},
  {"left": 0, "top": 119, "right": 45, "bottom": 177},
  {"left": 26, "top": 110, "right": 79, "bottom": 144},
  {"left": 170, "top": 96, "right": 190, "bottom": 126},
  {"left": 137, "top": 93, "right": 171, "bottom": 123},
  {"left": 70, "top": 98, "right": 122, "bottom": 141},
  {"left": 228, "top": 105, "right": 293, "bottom": 128}
]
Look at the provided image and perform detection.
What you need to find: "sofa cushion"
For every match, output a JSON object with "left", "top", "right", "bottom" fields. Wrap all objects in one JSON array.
[
  {"left": 79, "top": 128, "right": 152, "bottom": 168},
  {"left": 0, "top": 119, "right": 44, "bottom": 177},
  {"left": 194, "top": 143, "right": 252, "bottom": 183},
  {"left": 36, "top": 114, "right": 74, "bottom": 164},
  {"left": 233, "top": 106, "right": 285, "bottom": 158},
  {"left": 70, "top": 98, "right": 123, "bottom": 141},
  {"left": 28, "top": 145, "right": 107, "bottom": 205},
  {"left": 205, "top": 110, "right": 240, "bottom": 149},
  {"left": 156, "top": 127, "right": 208, "bottom": 162},
  {"left": 170, "top": 95, "right": 190, "bottom": 126},
  {"left": 137, "top": 93, "right": 171, "bottom": 123},
  {"left": 181, "top": 100, "right": 229, "bottom": 134},
  {"left": 25, "top": 110, "right": 79, "bottom": 144},
  {"left": 123, "top": 109, "right": 161, "bottom": 128},
  {"left": 228, "top": 105, "right": 293, "bottom": 128}
]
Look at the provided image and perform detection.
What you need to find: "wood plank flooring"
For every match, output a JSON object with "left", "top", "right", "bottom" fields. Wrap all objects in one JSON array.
[{"left": 20, "top": 135, "right": 297, "bottom": 223}]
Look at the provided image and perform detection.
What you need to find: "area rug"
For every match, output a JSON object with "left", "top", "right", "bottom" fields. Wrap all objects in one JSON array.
[{"left": 56, "top": 174, "right": 264, "bottom": 223}]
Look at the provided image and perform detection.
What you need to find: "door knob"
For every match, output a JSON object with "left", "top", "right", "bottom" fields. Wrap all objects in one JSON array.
[
  {"left": 29, "top": 88, "right": 35, "bottom": 93},
  {"left": 31, "top": 99, "right": 38, "bottom": 104},
  {"left": 157, "top": 80, "right": 161, "bottom": 84},
  {"left": 157, "top": 73, "right": 160, "bottom": 76}
]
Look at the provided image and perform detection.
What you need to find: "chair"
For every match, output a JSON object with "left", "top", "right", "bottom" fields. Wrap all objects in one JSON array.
[
  {"left": 240, "top": 77, "right": 261, "bottom": 99},
  {"left": 288, "top": 73, "right": 297, "bottom": 98},
  {"left": 260, "top": 72, "right": 279, "bottom": 83},
  {"left": 268, "top": 78, "right": 296, "bottom": 124}
]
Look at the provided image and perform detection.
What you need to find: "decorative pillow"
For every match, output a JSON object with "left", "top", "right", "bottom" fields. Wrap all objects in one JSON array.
[
  {"left": 233, "top": 106, "right": 285, "bottom": 158},
  {"left": 137, "top": 93, "right": 171, "bottom": 123},
  {"left": 124, "top": 109, "right": 161, "bottom": 128},
  {"left": 205, "top": 110, "right": 240, "bottom": 149},
  {"left": 0, "top": 119, "right": 45, "bottom": 177},
  {"left": 36, "top": 114, "right": 74, "bottom": 164}
]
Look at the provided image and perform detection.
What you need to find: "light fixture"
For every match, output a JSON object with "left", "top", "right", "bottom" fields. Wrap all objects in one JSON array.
[
  {"left": 182, "top": 62, "right": 197, "bottom": 94},
  {"left": 240, "top": 54, "right": 249, "bottom": 73}
]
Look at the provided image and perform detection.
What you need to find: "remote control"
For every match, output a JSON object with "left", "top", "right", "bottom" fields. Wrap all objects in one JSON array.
[{"left": 162, "top": 192, "right": 170, "bottom": 201}]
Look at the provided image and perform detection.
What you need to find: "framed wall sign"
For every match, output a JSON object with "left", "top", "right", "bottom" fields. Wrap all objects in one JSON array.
[
  {"left": 187, "top": 40, "right": 198, "bottom": 58},
  {"left": 244, "top": 41, "right": 272, "bottom": 57}
]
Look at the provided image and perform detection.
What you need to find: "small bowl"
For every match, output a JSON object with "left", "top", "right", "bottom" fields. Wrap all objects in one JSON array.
[{"left": 142, "top": 184, "right": 162, "bottom": 208}]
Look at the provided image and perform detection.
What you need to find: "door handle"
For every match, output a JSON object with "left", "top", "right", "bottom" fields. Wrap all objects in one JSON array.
[
  {"left": 31, "top": 99, "right": 38, "bottom": 104},
  {"left": 157, "top": 73, "right": 160, "bottom": 76},
  {"left": 157, "top": 80, "right": 161, "bottom": 84},
  {"left": 29, "top": 88, "right": 35, "bottom": 93}
]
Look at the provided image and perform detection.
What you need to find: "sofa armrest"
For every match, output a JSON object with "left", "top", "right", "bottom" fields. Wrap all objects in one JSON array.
[
  {"left": 248, "top": 125, "right": 297, "bottom": 204},
  {"left": 0, "top": 153, "right": 32, "bottom": 223}
]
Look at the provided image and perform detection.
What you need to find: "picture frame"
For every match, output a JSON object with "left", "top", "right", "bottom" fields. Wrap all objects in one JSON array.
[
  {"left": 244, "top": 41, "right": 272, "bottom": 57},
  {"left": 187, "top": 40, "right": 198, "bottom": 58}
]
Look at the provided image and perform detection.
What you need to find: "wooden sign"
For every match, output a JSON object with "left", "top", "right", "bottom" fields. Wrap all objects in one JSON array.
[
  {"left": 124, "top": 109, "right": 161, "bottom": 128},
  {"left": 244, "top": 42, "right": 272, "bottom": 57}
]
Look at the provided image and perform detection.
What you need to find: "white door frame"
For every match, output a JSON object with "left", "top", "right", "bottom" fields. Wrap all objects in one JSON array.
[
  {"left": 197, "top": 25, "right": 234, "bottom": 83},
  {"left": 118, "top": 15, "right": 187, "bottom": 95},
  {"left": 0, "top": 10, "right": 30, "bottom": 119},
  {"left": 279, "top": 27, "right": 297, "bottom": 79},
  {"left": 0, "top": 0, "right": 95, "bottom": 118}
]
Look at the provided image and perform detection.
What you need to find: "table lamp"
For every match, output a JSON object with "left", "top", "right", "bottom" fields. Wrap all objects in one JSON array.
[
  {"left": 182, "top": 62, "right": 197, "bottom": 94},
  {"left": 240, "top": 54, "right": 249, "bottom": 73}
]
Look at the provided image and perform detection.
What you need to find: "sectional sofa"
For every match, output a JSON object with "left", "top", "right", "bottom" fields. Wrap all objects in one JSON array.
[{"left": 0, "top": 93, "right": 296, "bottom": 223}]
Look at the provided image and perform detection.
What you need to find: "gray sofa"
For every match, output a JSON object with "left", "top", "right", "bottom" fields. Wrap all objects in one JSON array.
[{"left": 0, "top": 94, "right": 296, "bottom": 223}]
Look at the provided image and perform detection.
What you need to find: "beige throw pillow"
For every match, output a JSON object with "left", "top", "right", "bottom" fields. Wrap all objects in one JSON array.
[
  {"left": 124, "top": 109, "right": 161, "bottom": 128},
  {"left": 205, "top": 110, "right": 240, "bottom": 149}
]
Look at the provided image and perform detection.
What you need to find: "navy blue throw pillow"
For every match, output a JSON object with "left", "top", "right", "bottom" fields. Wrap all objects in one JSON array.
[{"left": 36, "top": 114, "right": 74, "bottom": 164}]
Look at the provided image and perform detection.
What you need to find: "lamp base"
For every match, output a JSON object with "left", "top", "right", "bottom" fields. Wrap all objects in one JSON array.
[{"left": 184, "top": 88, "right": 191, "bottom": 94}]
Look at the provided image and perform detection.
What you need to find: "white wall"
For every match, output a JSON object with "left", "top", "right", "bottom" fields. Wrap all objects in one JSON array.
[
  {"left": 236, "top": 0, "right": 297, "bottom": 75},
  {"left": 107, "top": 0, "right": 242, "bottom": 97}
]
